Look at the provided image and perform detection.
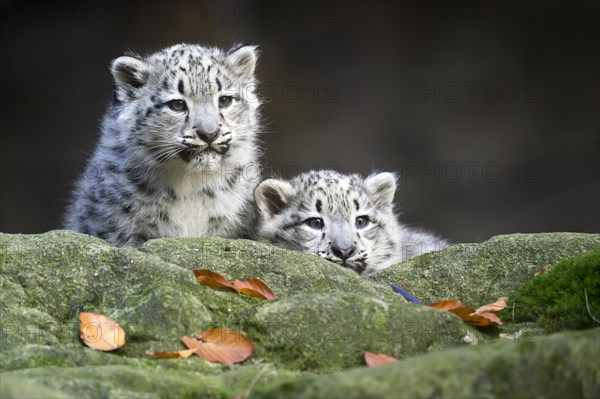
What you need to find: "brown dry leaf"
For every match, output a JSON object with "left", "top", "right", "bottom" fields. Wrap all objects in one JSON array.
[
  {"left": 472, "top": 297, "right": 508, "bottom": 315},
  {"left": 193, "top": 269, "right": 276, "bottom": 300},
  {"left": 364, "top": 351, "right": 398, "bottom": 367},
  {"left": 193, "top": 269, "right": 235, "bottom": 290},
  {"left": 183, "top": 328, "right": 255, "bottom": 365},
  {"left": 427, "top": 300, "right": 498, "bottom": 327},
  {"left": 427, "top": 299, "right": 468, "bottom": 312},
  {"left": 445, "top": 305, "right": 496, "bottom": 327},
  {"left": 147, "top": 328, "right": 255, "bottom": 364},
  {"left": 535, "top": 267, "right": 549, "bottom": 276},
  {"left": 79, "top": 312, "right": 126, "bottom": 351},
  {"left": 463, "top": 311, "right": 498, "bottom": 326},
  {"left": 232, "top": 278, "right": 276, "bottom": 300},
  {"left": 474, "top": 312, "right": 502, "bottom": 325},
  {"left": 145, "top": 349, "right": 195, "bottom": 359}
]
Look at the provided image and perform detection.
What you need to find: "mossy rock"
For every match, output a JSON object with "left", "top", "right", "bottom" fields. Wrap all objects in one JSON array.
[
  {"left": 140, "top": 237, "right": 403, "bottom": 302},
  {"left": 1, "top": 363, "right": 305, "bottom": 399},
  {"left": 0, "top": 231, "right": 254, "bottom": 353},
  {"left": 253, "top": 328, "right": 600, "bottom": 399},
  {"left": 242, "top": 292, "right": 477, "bottom": 372},
  {"left": 1, "top": 230, "right": 598, "bottom": 398},
  {"left": 504, "top": 248, "right": 600, "bottom": 332},
  {"left": 370, "top": 233, "right": 600, "bottom": 306}
]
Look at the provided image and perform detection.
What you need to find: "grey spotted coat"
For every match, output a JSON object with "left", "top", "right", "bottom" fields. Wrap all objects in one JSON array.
[{"left": 65, "top": 44, "right": 262, "bottom": 246}]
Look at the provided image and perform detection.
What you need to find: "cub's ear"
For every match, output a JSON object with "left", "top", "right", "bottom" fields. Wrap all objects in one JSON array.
[
  {"left": 111, "top": 56, "right": 150, "bottom": 101},
  {"left": 254, "top": 179, "right": 295, "bottom": 216},
  {"left": 364, "top": 172, "right": 397, "bottom": 208},
  {"left": 227, "top": 45, "right": 258, "bottom": 79}
]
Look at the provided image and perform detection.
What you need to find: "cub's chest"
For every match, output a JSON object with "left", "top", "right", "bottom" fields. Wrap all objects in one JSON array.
[{"left": 163, "top": 189, "right": 246, "bottom": 236}]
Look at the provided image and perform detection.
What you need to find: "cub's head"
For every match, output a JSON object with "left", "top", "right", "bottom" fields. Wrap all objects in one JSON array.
[
  {"left": 110, "top": 43, "right": 260, "bottom": 172},
  {"left": 254, "top": 170, "right": 402, "bottom": 276}
]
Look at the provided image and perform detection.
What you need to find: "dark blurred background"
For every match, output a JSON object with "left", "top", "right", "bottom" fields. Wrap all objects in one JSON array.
[{"left": 1, "top": 0, "right": 598, "bottom": 243}]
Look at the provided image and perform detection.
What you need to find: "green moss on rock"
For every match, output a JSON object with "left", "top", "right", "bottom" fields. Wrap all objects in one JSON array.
[
  {"left": 243, "top": 292, "right": 479, "bottom": 371},
  {"left": 1, "top": 230, "right": 598, "bottom": 398},
  {"left": 1, "top": 344, "right": 136, "bottom": 371},
  {"left": 0, "top": 231, "right": 195, "bottom": 324},
  {"left": 252, "top": 328, "right": 600, "bottom": 399},
  {"left": 141, "top": 237, "right": 401, "bottom": 303},
  {"left": 371, "top": 233, "right": 600, "bottom": 306},
  {"left": 1, "top": 363, "right": 306, "bottom": 399},
  {"left": 505, "top": 249, "right": 600, "bottom": 332},
  {"left": 0, "top": 376, "right": 73, "bottom": 399}
]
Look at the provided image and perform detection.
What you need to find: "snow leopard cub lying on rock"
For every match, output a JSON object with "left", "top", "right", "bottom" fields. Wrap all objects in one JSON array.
[{"left": 254, "top": 170, "right": 448, "bottom": 277}]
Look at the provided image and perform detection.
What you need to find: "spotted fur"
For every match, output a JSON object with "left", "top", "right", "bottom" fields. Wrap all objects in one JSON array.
[
  {"left": 254, "top": 170, "right": 448, "bottom": 277},
  {"left": 65, "top": 43, "right": 262, "bottom": 246}
]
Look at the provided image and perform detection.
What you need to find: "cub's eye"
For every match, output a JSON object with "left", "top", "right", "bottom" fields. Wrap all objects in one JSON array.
[
  {"left": 304, "top": 217, "right": 324, "bottom": 230},
  {"left": 167, "top": 99, "right": 187, "bottom": 112},
  {"left": 218, "top": 95, "right": 233, "bottom": 108},
  {"left": 355, "top": 216, "right": 370, "bottom": 229}
]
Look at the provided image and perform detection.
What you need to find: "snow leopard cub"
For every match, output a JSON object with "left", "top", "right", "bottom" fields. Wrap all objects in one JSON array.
[
  {"left": 65, "top": 44, "right": 262, "bottom": 247},
  {"left": 254, "top": 170, "right": 448, "bottom": 277}
]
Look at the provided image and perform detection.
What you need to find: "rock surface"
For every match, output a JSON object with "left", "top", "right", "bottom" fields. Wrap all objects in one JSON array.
[
  {"left": 1, "top": 230, "right": 598, "bottom": 398},
  {"left": 253, "top": 328, "right": 600, "bottom": 399},
  {"left": 370, "top": 232, "right": 600, "bottom": 305}
]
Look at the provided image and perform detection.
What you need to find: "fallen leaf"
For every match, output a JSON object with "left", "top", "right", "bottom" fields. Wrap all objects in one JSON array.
[
  {"left": 472, "top": 297, "right": 508, "bottom": 315},
  {"left": 193, "top": 269, "right": 235, "bottom": 290},
  {"left": 184, "top": 328, "right": 255, "bottom": 365},
  {"left": 79, "top": 312, "right": 125, "bottom": 351},
  {"left": 427, "top": 299, "right": 468, "bottom": 312},
  {"left": 145, "top": 349, "right": 195, "bottom": 359},
  {"left": 535, "top": 267, "right": 549, "bottom": 276},
  {"left": 193, "top": 269, "right": 276, "bottom": 300},
  {"left": 427, "top": 300, "right": 500, "bottom": 327},
  {"left": 364, "top": 351, "right": 398, "bottom": 367},
  {"left": 446, "top": 305, "right": 497, "bottom": 327},
  {"left": 146, "top": 328, "right": 255, "bottom": 365},
  {"left": 474, "top": 312, "right": 502, "bottom": 325},
  {"left": 232, "top": 278, "right": 276, "bottom": 300}
]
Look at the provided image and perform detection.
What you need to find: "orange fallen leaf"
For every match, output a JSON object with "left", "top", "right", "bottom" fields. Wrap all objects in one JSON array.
[
  {"left": 427, "top": 299, "right": 468, "bottom": 312},
  {"left": 472, "top": 297, "right": 508, "bottom": 315},
  {"left": 427, "top": 300, "right": 500, "bottom": 327},
  {"left": 473, "top": 312, "right": 502, "bottom": 325},
  {"left": 193, "top": 269, "right": 276, "bottom": 300},
  {"left": 364, "top": 351, "right": 398, "bottom": 367},
  {"left": 147, "top": 328, "right": 255, "bottom": 365},
  {"left": 145, "top": 349, "right": 195, "bottom": 359},
  {"left": 447, "top": 305, "right": 496, "bottom": 327},
  {"left": 193, "top": 269, "right": 235, "bottom": 290},
  {"left": 79, "top": 312, "right": 126, "bottom": 351},
  {"left": 186, "top": 328, "right": 255, "bottom": 365},
  {"left": 232, "top": 278, "right": 276, "bottom": 300}
]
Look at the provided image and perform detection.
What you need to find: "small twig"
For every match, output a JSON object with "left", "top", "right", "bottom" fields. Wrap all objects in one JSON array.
[
  {"left": 584, "top": 288, "right": 600, "bottom": 324},
  {"left": 511, "top": 302, "right": 516, "bottom": 323}
]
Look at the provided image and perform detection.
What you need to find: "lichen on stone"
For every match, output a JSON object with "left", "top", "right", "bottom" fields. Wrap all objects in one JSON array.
[{"left": 1, "top": 230, "right": 598, "bottom": 398}]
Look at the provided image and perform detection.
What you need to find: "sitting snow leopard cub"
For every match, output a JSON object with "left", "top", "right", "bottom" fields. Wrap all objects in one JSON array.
[
  {"left": 65, "top": 44, "right": 262, "bottom": 246},
  {"left": 254, "top": 170, "right": 447, "bottom": 277}
]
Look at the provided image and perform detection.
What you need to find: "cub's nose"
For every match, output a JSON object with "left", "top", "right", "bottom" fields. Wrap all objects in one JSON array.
[
  {"left": 331, "top": 244, "right": 356, "bottom": 261},
  {"left": 195, "top": 128, "right": 219, "bottom": 144}
]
